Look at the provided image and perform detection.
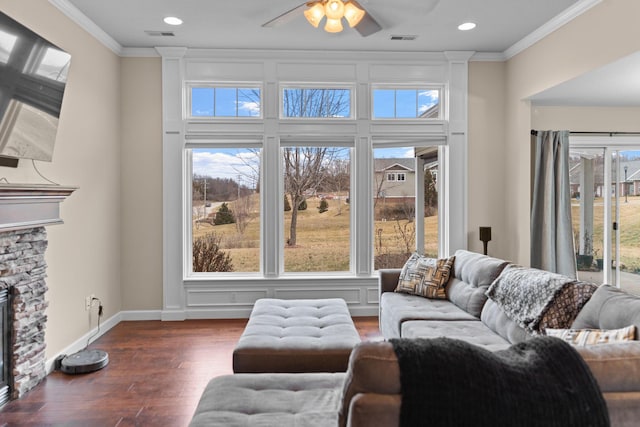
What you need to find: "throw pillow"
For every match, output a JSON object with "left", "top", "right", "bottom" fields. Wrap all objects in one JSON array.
[
  {"left": 546, "top": 325, "right": 636, "bottom": 346},
  {"left": 537, "top": 281, "right": 598, "bottom": 333},
  {"left": 395, "top": 253, "right": 455, "bottom": 299}
]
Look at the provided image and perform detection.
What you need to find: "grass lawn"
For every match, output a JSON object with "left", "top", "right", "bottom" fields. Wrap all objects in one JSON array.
[{"left": 193, "top": 196, "right": 439, "bottom": 272}]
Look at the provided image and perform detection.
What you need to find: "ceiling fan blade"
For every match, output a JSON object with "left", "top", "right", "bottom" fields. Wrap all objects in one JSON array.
[
  {"left": 351, "top": 0, "right": 383, "bottom": 37},
  {"left": 262, "top": 2, "right": 308, "bottom": 28}
]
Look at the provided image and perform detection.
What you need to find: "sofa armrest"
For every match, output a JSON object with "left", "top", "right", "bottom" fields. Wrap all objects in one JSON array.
[
  {"left": 576, "top": 342, "right": 640, "bottom": 392},
  {"left": 379, "top": 269, "right": 401, "bottom": 295},
  {"left": 339, "top": 341, "right": 400, "bottom": 427},
  {"left": 347, "top": 393, "right": 400, "bottom": 427}
]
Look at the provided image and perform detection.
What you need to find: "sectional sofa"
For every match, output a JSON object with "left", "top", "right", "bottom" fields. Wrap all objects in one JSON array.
[{"left": 190, "top": 249, "right": 640, "bottom": 426}]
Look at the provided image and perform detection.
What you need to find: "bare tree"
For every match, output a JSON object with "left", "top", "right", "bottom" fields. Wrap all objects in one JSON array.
[
  {"left": 284, "top": 147, "right": 341, "bottom": 246},
  {"left": 324, "top": 158, "right": 350, "bottom": 215}
]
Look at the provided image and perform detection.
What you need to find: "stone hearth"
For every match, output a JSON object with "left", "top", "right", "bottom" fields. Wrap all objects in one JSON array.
[
  {"left": 0, "top": 184, "right": 75, "bottom": 404},
  {"left": 0, "top": 227, "right": 48, "bottom": 400}
]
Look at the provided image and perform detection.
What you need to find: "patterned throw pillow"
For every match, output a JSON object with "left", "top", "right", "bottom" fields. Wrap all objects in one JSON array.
[
  {"left": 546, "top": 325, "right": 636, "bottom": 346},
  {"left": 538, "top": 281, "right": 598, "bottom": 333},
  {"left": 395, "top": 253, "right": 455, "bottom": 299}
]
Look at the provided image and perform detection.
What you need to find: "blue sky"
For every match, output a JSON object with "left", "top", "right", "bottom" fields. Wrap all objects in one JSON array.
[{"left": 191, "top": 87, "right": 439, "bottom": 119}]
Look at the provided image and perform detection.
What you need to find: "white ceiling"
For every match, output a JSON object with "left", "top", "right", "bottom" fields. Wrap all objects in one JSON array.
[
  {"left": 60, "top": 0, "right": 579, "bottom": 54},
  {"left": 51, "top": 0, "right": 640, "bottom": 107}
]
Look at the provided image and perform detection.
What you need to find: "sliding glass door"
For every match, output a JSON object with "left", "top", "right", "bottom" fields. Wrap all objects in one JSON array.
[{"left": 570, "top": 139, "right": 640, "bottom": 296}]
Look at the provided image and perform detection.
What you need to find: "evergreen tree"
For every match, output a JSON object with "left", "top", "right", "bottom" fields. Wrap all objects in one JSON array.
[
  {"left": 318, "top": 199, "right": 329, "bottom": 213},
  {"left": 214, "top": 202, "right": 236, "bottom": 225},
  {"left": 298, "top": 198, "right": 307, "bottom": 211}
]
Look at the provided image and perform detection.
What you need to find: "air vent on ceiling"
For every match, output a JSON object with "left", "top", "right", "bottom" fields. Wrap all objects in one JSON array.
[
  {"left": 145, "top": 30, "right": 175, "bottom": 37},
  {"left": 390, "top": 35, "right": 417, "bottom": 41}
]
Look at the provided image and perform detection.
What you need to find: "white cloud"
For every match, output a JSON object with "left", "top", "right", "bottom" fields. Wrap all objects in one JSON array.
[
  {"left": 192, "top": 150, "right": 259, "bottom": 185},
  {"left": 238, "top": 101, "right": 260, "bottom": 116}
]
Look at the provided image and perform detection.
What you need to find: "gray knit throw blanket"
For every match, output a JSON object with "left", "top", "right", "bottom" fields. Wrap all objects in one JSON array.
[
  {"left": 391, "top": 337, "right": 609, "bottom": 427},
  {"left": 485, "top": 264, "right": 574, "bottom": 333}
]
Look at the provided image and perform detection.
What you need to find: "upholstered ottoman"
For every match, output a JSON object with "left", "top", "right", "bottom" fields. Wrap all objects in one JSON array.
[
  {"left": 233, "top": 298, "right": 361, "bottom": 373},
  {"left": 189, "top": 373, "right": 344, "bottom": 427}
]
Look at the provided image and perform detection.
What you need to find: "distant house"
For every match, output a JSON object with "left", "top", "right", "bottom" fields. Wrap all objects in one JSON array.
[
  {"left": 569, "top": 158, "right": 640, "bottom": 197},
  {"left": 374, "top": 158, "right": 415, "bottom": 202}
]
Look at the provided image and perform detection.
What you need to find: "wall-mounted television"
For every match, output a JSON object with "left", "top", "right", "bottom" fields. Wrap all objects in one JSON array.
[{"left": 0, "top": 12, "right": 71, "bottom": 167}]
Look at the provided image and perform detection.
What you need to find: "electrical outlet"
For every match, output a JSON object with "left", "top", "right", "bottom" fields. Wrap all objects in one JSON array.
[{"left": 85, "top": 294, "right": 95, "bottom": 311}]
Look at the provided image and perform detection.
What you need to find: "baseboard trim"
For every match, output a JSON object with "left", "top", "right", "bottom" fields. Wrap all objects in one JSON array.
[
  {"left": 45, "top": 307, "right": 378, "bottom": 374},
  {"left": 45, "top": 311, "right": 122, "bottom": 374}
]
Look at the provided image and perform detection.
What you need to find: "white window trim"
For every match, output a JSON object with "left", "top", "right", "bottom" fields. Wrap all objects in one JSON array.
[{"left": 157, "top": 48, "right": 470, "bottom": 320}]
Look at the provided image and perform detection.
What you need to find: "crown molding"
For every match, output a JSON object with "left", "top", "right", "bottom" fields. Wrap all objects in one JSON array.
[
  {"left": 48, "top": 0, "right": 123, "bottom": 56},
  {"left": 470, "top": 52, "right": 506, "bottom": 62},
  {"left": 121, "top": 47, "right": 160, "bottom": 58},
  {"left": 503, "top": 0, "right": 602, "bottom": 60}
]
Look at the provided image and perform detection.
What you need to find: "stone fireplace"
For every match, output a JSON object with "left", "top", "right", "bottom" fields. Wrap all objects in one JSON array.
[{"left": 0, "top": 184, "right": 75, "bottom": 405}]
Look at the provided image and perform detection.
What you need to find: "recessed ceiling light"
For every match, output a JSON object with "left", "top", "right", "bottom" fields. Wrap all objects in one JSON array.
[
  {"left": 163, "top": 16, "right": 183, "bottom": 26},
  {"left": 458, "top": 22, "right": 476, "bottom": 31}
]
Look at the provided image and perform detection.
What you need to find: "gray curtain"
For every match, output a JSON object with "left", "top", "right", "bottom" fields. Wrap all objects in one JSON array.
[{"left": 531, "top": 130, "right": 576, "bottom": 278}]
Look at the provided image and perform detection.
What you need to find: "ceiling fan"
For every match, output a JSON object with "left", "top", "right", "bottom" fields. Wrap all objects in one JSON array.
[{"left": 262, "top": 0, "right": 383, "bottom": 37}]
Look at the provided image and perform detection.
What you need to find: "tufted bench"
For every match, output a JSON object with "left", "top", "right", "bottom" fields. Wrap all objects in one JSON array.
[{"left": 233, "top": 298, "right": 362, "bottom": 373}]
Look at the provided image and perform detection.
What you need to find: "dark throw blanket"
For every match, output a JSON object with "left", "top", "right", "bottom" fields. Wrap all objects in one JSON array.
[{"left": 390, "top": 337, "right": 609, "bottom": 427}]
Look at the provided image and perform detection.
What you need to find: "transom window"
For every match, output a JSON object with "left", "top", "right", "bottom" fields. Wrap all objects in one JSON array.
[
  {"left": 372, "top": 87, "right": 441, "bottom": 119},
  {"left": 281, "top": 86, "right": 352, "bottom": 118},
  {"left": 189, "top": 85, "right": 261, "bottom": 118}
]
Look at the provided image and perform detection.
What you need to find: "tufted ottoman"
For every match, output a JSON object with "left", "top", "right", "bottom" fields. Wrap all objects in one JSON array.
[
  {"left": 189, "top": 373, "right": 344, "bottom": 427},
  {"left": 233, "top": 298, "right": 362, "bottom": 373}
]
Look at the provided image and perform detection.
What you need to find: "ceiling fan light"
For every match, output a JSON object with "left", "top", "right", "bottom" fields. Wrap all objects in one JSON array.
[
  {"left": 324, "top": 17, "right": 344, "bottom": 33},
  {"left": 325, "top": 0, "right": 345, "bottom": 20},
  {"left": 304, "top": 3, "right": 325, "bottom": 28},
  {"left": 343, "top": 2, "right": 365, "bottom": 27}
]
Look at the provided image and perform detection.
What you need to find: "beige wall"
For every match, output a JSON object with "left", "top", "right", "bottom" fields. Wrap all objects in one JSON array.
[
  {"left": 503, "top": 0, "right": 640, "bottom": 265},
  {"left": 467, "top": 61, "right": 507, "bottom": 258},
  {"left": 532, "top": 106, "right": 640, "bottom": 131},
  {"left": 0, "top": 1, "right": 122, "bottom": 357},
  {"left": 120, "top": 57, "right": 163, "bottom": 310}
]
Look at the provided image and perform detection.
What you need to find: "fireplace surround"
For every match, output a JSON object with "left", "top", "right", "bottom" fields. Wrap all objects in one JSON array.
[{"left": 0, "top": 184, "right": 75, "bottom": 404}]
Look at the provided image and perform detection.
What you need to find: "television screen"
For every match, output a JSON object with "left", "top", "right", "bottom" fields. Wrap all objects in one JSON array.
[{"left": 0, "top": 12, "right": 71, "bottom": 163}]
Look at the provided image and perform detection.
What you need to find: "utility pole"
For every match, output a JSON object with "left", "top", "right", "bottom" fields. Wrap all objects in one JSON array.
[
  {"left": 203, "top": 178, "right": 207, "bottom": 217},
  {"left": 624, "top": 165, "right": 628, "bottom": 203}
]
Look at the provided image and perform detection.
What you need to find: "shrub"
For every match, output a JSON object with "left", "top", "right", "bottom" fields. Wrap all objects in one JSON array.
[
  {"left": 192, "top": 233, "right": 234, "bottom": 272},
  {"left": 318, "top": 199, "right": 329, "bottom": 213},
  {"left": 298, "top": 198, "right": 307, "bottom": 211},
  {"left": 214, "top": 202, "right": 235, "bottom": 225},
  {"left": 284, "top": 194, "right": 291, "bottom": 211}
]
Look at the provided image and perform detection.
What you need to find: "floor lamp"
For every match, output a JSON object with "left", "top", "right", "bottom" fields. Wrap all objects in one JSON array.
[{"left": 479, "top": 226, "right": 491, "bottom": 256}]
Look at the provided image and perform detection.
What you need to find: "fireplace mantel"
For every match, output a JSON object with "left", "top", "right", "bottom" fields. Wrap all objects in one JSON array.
[{"left": 0, "top": 184, "right": 77, "bottom": 232}]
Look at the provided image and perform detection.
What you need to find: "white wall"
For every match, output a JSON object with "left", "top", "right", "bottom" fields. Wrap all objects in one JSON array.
[{"left": 0, "top": 0, "right": 122, "bottom": 357}]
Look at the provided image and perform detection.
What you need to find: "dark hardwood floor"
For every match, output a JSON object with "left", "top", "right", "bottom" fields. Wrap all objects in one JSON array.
[{"left": 0, "top": 317, "right": 382, "bottom": 426}]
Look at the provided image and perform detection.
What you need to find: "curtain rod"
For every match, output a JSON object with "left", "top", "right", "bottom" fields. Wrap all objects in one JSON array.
[{"left": 531, "top": 130, "right": 640, "bottom": 136}]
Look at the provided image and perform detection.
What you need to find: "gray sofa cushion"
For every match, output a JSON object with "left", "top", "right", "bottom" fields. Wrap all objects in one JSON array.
[
  {"left": 572, "top": 285, "right": 640, "bottom": 336},
  {"left": 380, "top": 292, "right": 476, "bottom": 338},
  {"left": 481, "top": 299, "right": 531, "bottom": 344},
  {"left": 401, "top": 320, "right": 511, "bottom": 351},
  {"left": 446, "top": 250, "right": 510, "bottom": 317},
  {"left": 190, "top": 373, "right": 344, "bottom": 427}
]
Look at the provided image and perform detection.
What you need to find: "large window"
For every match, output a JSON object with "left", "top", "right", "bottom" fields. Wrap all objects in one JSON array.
[
  {"left": 189, "top": 86, "right": 261, "bottom": 118},
  {"left": 372, "top": 87, "right": 441, "bottom": 119},
  {"left": 373, "top": 146, "right": 439, "bottom": 269},
  {"left": 190, "top": 147, "right": 261, "bottom": 274},
  {"left": 282, "top": 145, "right": 351, "bottom": 272}
]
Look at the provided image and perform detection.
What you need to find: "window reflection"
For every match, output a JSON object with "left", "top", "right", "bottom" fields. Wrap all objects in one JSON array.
[{"left": 0, "top": 29, "right": 17, "bottom": 64}]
